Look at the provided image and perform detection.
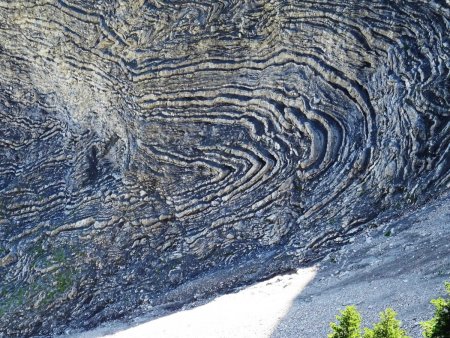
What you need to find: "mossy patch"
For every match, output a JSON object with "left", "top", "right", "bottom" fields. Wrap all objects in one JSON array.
[{"left": 1, "top": 265, "right": 76, "bottom": 315}]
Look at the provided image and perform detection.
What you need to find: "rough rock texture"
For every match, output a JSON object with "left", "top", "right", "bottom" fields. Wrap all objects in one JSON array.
[
  {"left": 64, "top": 192, "right": 450, "bottom": 338},
  {"left": 0, "top": 1, "right": 448, "bottom": 336}
]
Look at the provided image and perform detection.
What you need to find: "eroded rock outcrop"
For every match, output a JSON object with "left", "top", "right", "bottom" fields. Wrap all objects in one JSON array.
[{"left": 0, "top": 1, "right": 448, "bottom": 336}]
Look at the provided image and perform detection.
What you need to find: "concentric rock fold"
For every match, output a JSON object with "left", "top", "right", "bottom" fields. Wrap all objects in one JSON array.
[{"left": 0, "top": 1, "right": 448, "bottom": 336}]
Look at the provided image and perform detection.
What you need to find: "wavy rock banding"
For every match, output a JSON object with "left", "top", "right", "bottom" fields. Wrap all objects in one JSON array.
[{"left": 0, "top": 1, "right": 449, "bottom": 336}]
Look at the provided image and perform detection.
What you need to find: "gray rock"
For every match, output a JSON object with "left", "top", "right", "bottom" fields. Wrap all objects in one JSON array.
[{"left": 0, "top": 0, "right": 448, "bottom": 337}]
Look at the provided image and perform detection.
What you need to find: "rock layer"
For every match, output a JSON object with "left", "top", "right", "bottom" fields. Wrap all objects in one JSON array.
[{"left": 0, "top": 1, "right": 449, "bottom": 336}]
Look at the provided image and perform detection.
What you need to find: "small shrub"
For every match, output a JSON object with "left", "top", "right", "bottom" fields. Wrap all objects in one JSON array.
[
  {"left": 55, "top": 272, "right": 72, "bottom": 292},
  {"left": 363, "top": 308, "right": 410, "bottom": 338},
  {"left": 53, "top": 247, "right": 66, "bottom": 263},
  {"left": 329, "top": 305, "right": 362, "bottom": 338},
  {"left": 421, "top": 282, "right": 450, "bottom": 338}
]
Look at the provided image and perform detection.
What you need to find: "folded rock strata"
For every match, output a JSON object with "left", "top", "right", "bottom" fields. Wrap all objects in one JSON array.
[{"left": 0, "top": 0, "right": 448, "bottom": 336}]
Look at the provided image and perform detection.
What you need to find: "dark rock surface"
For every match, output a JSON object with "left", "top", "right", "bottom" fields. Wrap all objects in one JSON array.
[
  {"left": 0, "top": 1, "right": 448, "bottom": 336},
  {"left": 66, "top": 192, "right": 450, "bottom": 338}
]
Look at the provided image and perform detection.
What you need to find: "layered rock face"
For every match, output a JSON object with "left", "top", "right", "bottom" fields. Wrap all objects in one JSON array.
[{"left": 0, "top": 1, "right": 448, "bottom": 336}]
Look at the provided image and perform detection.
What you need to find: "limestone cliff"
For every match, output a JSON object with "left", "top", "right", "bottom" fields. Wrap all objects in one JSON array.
[{"left": 0, "top": 1, "right": 448, "bottom": 336}]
